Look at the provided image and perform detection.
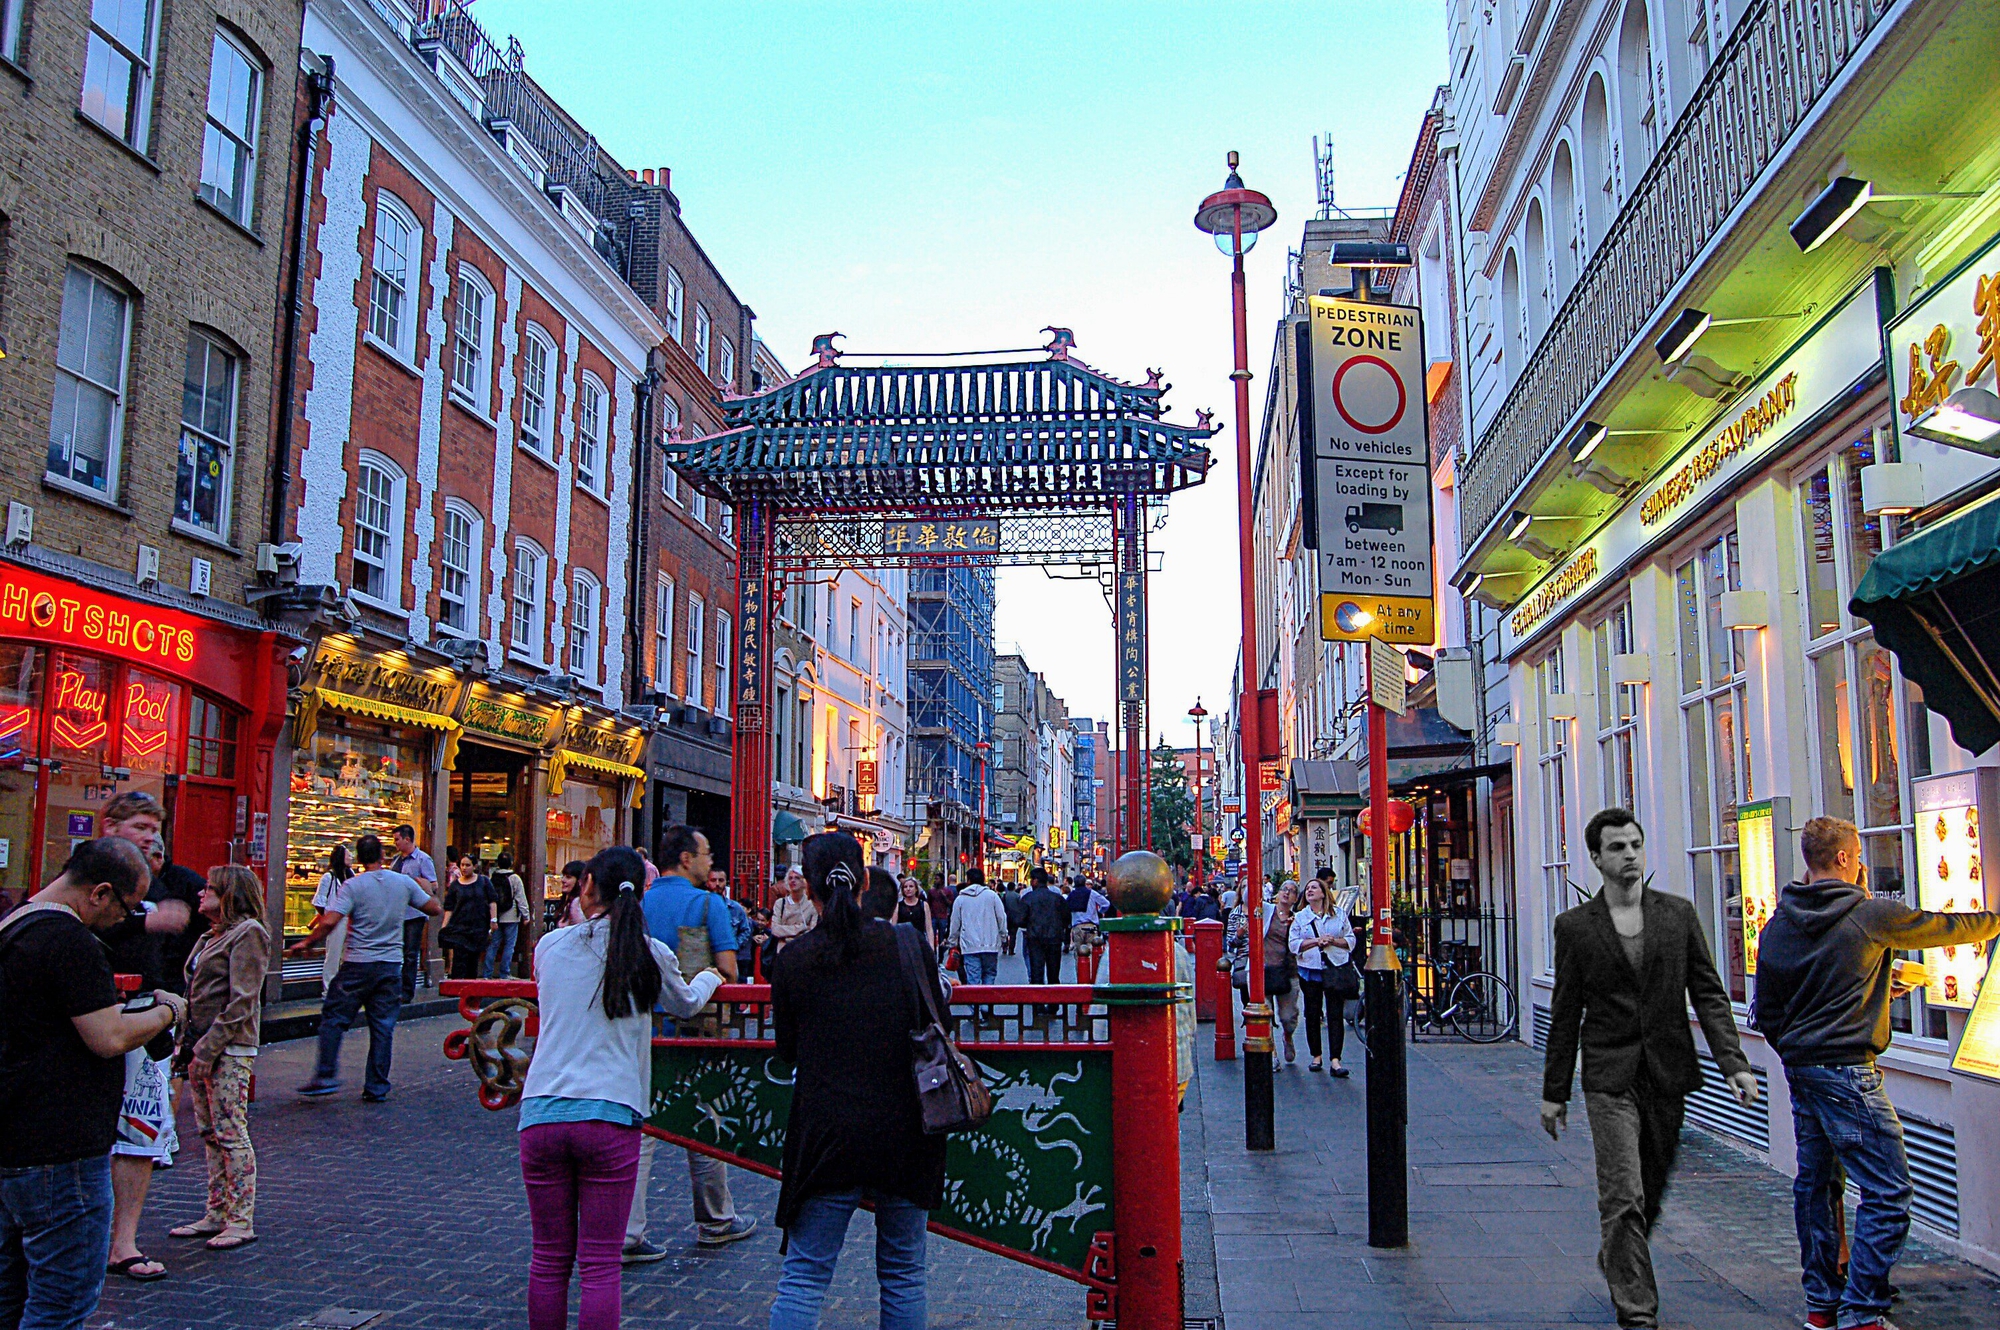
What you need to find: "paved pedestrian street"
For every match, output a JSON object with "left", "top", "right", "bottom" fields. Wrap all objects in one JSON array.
[{"left": 92, "top": 976, "right": 2000, "bottom": 1330}]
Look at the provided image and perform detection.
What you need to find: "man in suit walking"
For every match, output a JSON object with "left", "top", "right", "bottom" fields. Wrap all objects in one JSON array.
[{"left": 1541, "top": 808, "right": 1759, "bottom": 1329}]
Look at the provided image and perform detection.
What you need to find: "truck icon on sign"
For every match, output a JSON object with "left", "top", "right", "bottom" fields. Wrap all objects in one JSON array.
[{"left": 1346, "top": 502, "right": 1404, "bottom": 535}]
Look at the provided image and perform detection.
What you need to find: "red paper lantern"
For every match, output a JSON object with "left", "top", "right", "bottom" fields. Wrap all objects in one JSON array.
[{"left": 1357, "top": 802, "right": 1416, "bottom": 838}]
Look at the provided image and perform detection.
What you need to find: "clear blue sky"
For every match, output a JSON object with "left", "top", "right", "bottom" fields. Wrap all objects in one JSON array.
[{"left": 478, "top": 0, "right": 1450, "bottom": 732}]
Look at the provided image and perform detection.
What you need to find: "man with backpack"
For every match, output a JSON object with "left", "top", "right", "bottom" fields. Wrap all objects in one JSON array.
[
  {"left": 625, "top": 826, "right": 757, "bottom": 1263},
  {"left": 483, "top": 854, "right": 530, "bottom": 978}
]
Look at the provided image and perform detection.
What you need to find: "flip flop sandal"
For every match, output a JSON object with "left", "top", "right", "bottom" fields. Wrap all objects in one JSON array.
[
  {"left": 107, "top": 1255, "right": 168, "bottom": 1282},
  {"left": 205, "top": 1233, "right": 257, "bottom": 1251},
  {"left": 169, "top": 1222, "right": 224, "bottom": 1239}
]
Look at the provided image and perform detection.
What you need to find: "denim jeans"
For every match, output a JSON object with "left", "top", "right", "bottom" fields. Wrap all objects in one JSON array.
[
  {"left": 960, "top": 951, "right": 999, "bottom": 986},
  {"left": 315, "top": 961, "right": 403, "bottom": 1098},
  {"left": 1787, "top": 1063, "right": 1913, "bottom": 1328},
  {"left": 483, "top": 921, "right": 520, "bottom": 978},
  {"left": 768, "top": 1188, "right": 927, "bottom": 1330},
  {"left": 0, "top": 1154, "right": 113, "bottom": 1330}
]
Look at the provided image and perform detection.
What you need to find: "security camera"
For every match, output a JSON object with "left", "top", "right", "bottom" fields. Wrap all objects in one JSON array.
[{"left": 338, "top": 593, "right": 361, "bottom": 625}]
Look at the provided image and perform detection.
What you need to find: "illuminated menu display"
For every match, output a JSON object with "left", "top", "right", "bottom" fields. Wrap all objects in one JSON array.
[
  {"left": 1953, "top": 960, "right": 2000, "bottom": 1080},
  {"left": 1912, "top": 769, "right": 1995, "bottom": 1012},
  {"left": 1737, "top": 800, "right": 1781, "bottom": 978}
]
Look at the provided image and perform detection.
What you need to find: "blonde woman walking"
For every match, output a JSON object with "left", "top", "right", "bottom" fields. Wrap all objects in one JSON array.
[{"left": 170, "top": 866, "right": 270, "bottom": 1250}]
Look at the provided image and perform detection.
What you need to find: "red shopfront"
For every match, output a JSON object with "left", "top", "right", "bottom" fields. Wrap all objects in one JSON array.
[{"left": 0, "top": 564, "right": 286, "bottom": 916}]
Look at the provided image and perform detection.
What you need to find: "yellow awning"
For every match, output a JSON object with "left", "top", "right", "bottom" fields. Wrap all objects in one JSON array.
[
  {"left": 316, "top": 687, "right": 460, "bottom": 733},
  {"left": 558, "top": 748, "right": 644, "bottom": 782}
]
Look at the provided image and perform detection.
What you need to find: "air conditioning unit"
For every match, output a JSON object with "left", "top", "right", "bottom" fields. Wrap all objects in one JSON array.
[
  {"left": 135, "top": 544, "right": 160, "bottom": 586},
  {"left": 5, "top": 502, "right": 31, "bottom": 546}
]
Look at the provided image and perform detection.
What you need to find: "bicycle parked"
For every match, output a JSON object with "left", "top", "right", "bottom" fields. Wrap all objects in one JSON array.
[{"left": 1350, "top": 943, "right": 1517, "bottom": 1047}]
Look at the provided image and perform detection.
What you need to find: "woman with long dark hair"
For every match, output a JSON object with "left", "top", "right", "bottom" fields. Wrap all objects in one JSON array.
[
  {"left": 308, "top": 845, "right": 352, "bottom": 995},
  {"left": 768, "top": 832, "right": 947, "bottom": 1329},
  {"left": 518, "top": 845, "right": 725, "bottom": 1330}
]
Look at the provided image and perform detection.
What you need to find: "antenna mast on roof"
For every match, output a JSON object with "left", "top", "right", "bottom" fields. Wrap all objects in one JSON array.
[{"left": 1314, "top": 133, "right": 1338, "bottom": 219}]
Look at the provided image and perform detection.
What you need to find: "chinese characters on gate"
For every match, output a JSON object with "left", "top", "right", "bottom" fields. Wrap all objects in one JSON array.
[{"left": 882, "top": 519, "right": 1002, "bottom": 556}]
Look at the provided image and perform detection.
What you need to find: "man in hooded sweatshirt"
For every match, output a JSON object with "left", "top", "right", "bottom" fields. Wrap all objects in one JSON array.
[
  {"left": 946, "top": 869, "right": 1008, "bottom": 987},
  {"left": 1756, "top": 816, "right": 2000, "bottom": 1330}
]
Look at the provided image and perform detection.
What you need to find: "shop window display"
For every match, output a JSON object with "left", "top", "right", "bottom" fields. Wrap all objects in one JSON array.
[
  {"left": 1798, "top": 432, "right": 1938, "bottom": 1037},
  {"left": 1593, "top": 601, "right": 1640, "bottom": 815},
  {"left": 286, "top": 717, "right": 429, "bottom": 935},
  {"left": 1677, "top": 532, "right": 1752, "bottom": 1003},
  {"left": 545, "top": 777, "right": 617, "bottom": 898}
]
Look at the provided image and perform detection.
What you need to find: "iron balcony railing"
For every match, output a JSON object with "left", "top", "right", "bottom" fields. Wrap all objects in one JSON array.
[{"left": 1458, "top": 0, "right": 1891, "bottom": 546}]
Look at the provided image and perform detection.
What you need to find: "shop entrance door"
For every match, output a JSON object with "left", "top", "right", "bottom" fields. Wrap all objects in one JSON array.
[
  {"left": 449, "top": 745, "right": 527, "bottom": 873},
  {"left": 170, "top": 781, "right": 236, "bottom": 879}
]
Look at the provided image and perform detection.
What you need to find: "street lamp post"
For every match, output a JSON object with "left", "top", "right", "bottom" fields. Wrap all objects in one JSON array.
[
  {"left": 1188, "top": 699, "right": 1208, "bottom": 890},
  {"left": 975, "top": 739, "right": 991, "bottom": 880},
  {"left": 1195, "top": 151, "right": 1278, "bottom": 1151}
]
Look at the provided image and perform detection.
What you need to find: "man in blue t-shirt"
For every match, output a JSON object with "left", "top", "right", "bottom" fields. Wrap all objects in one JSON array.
[{"left": 625, "top": 825, "right": 755, "bottom": 1263}]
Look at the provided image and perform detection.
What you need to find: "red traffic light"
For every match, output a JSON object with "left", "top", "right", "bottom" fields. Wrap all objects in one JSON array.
[{"left": 1357, "top": 802, "right": 1416, "bottom": 838}]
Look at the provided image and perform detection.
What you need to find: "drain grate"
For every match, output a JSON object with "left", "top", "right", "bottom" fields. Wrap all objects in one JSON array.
[{"left": 292, "top": 1311, "right": 384, "bottom": 1330}]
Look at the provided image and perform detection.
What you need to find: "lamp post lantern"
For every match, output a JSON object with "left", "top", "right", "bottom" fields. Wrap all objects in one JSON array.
[
  {"left": 1195, "top": 150, "right": 1278, "bottom": 1151},
  {"left": 1188, "top": 699, "right": 1208, "bottom": 890}
]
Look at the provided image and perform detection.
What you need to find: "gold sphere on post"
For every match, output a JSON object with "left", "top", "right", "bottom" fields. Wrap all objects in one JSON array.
[{"left": 1107, "top": 850, "right": 1174, "bottom": 916}]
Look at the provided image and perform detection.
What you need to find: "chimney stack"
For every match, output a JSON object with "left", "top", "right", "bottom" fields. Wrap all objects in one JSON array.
[
  {"left": 659, "top": 167, "right": 670, "bottom": 191},
  {"left": 642, "top": 168, "right": 655, "bottom": 185}
]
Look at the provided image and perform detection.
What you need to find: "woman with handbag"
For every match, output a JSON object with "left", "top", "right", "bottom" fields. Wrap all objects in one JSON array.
[
  {"left": 768, "top": 832, "right": 950, "bottom": 1330},
  {"left": 1289, "top": 878, "right": 1358, "bottom": 1077},
  {"left": 1261, "top": 882, "right": 1303, "bottom": 1064}
]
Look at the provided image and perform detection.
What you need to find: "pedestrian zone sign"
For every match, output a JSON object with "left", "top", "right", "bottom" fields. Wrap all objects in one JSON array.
[{"left": 1308, "top": 294, "right": 1435, "bottom": 645}]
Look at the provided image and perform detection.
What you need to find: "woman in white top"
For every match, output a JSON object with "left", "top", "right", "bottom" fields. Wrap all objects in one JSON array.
[
  {"left": 308, "top": 845, "right": 352, "bottom": 995},
  {"left": 518, "top": 845, "right": 723, "bottom": 1330},
  {"left": 1289, "top": 877, "right": 1358, "bottom": 1076}
]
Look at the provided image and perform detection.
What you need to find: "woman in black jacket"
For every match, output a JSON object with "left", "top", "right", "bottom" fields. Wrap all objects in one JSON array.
[{"left": 768, "top": 832, "right": 946, "bottom": 1330}]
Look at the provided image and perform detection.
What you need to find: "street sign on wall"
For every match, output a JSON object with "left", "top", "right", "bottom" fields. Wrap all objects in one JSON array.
[
  {"left": 1368, "top": 637, "right": 1407, "bottom": 715},
  {"left": 1307, "top": 295, "right": 1435, "bottom": 645}
]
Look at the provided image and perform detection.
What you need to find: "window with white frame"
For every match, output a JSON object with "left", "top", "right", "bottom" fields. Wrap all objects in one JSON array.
[
  {"left": 1677, "top": 530, "right": 1752, "bottom": 1002},
  {"left": 715, "top": 609, "right": 731, "bottom": 719},
  {"left": 199, "top": 29, "right": 260, "bottom": 226},
  {"left": 686, "top": 594, "right": 706, "bottom": 710},
  {"left": 438, "top": 502, "right": 479, "bottom": 635},
  {"left": 511, "top": 539, "right": 545, "bottom": 655},
  {"left": 175, "top": 332, "right": 237, "bottom": 536},
  {"left": 664, "top": 266, "right": 684, "bottom": 342},
  {"left": 1593, "top": 600, "right": 1640, "bottom": 815},
  {"left": 449, "top": 267, "right": 490, "bottom": 409},
  {"left": 520, "top": 327, "right": 554, "bottom": 457},
  {"left": 659, "top": 395, "right": 681, "bottom": 500},
  {"left": 719, "top": 504, "right": 734, "bottom": 544},
  {"left": 1800, "top": 432, "right": 1938, "bottom": 1037},
  {"left": 569, "top": 571, "right": 599, "bottom": 681},
  {"left": 1, "top": 0, "right": 23, "bottom": 61},
  {"left": 848, "top": 599, "right": 861, "bottom": 661},
  {"left": 82, "top": 0, "right": 159, "bottom": 150},
  {"left": 1536, "top": 650, "right": 1571, "bottom": 972},
  {"left": 690, "top": 483, "right": 707, "bottom": 525},
  {"left": 351, "top": 453, "right": 405, "bottom": 606},
  {"left": 717, "top": 335, "right": 735, "bottom": 389},
  {"left": 48, "top": 265, "right": 131, "bottom": 496},
  {"left": 368, "top": 193, "right": 419, "bottom": 358},
  {"left": 694, "top": 303, "right": 711, "bottom": 374},
  {"left": 576, "top": 374, "right": 605, "bottom": 493},
  {"left": 654, "top": 575, "right": 675, "bottom": 694}
]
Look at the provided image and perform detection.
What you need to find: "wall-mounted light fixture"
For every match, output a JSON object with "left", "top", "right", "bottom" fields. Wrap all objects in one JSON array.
[
  {"left": 1653, "top": 307, "right": 1806, "bottom": 365},
  {"left": 1789, "top": 176, "right": 1984, "bottom": 253},
  {"left": 1720, "top": 589, "right": 1768, "bottom": 630},
  {"left": 1859, "top": 460, "right": 1925, "bottom": 516},
  {"left": 1908, "top": 386, "right": 2000, "bottom": 454}
]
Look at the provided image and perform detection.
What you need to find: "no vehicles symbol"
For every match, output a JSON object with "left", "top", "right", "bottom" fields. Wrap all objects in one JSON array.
[{"left": 1330, "top": 354, "right": 1407, "bottom": 435}]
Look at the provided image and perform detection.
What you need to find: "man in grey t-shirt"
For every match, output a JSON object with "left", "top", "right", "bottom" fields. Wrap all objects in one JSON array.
[{"left": 288, "top": 833, "right": 439, "bottom": 1101}]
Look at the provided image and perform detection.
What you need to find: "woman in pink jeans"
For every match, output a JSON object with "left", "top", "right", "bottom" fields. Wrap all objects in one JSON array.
[{"left": 518, "top": 845, "right": 724, "bottom": 1329}]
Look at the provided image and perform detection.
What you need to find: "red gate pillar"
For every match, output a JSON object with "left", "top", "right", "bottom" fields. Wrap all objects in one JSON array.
[
  {"left": 1102, "top": 906, "right": 1183, "bottom": 1329},
  {"left": 730, "top": 500, "right": 774, "bottom": 905},
  {"left": 1190, "top": 919, "right": 1222, "bottom": 1022}
]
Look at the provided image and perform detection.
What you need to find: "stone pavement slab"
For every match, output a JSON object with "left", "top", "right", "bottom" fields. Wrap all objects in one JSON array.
[{"left": 1189, "top": 1032, "right": 2000, "bottom": 1329}]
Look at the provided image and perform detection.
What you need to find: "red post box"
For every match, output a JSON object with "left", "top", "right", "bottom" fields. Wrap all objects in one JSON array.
[{"left": 1190, "top": 920, "right": 1222, "bottom": 1023}]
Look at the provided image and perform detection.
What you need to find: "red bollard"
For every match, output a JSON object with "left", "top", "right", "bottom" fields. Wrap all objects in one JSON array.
[
  {"left": 1102, "top": 913, "right": 1184, "bottom": 1330},
  {"left": 1075, "top": 944, "right": 1098, "bottom": 985},
  {"left": 1190, "top": 920, "right": 1222, "bottom": 1023},
  {"left": 1214, "top": 968, "right": 1237, "bottom": 1061}
]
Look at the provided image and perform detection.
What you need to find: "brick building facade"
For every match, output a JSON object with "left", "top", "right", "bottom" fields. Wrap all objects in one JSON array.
[{"left": 0, "top": 0, "right": 305, "bottom": 927}]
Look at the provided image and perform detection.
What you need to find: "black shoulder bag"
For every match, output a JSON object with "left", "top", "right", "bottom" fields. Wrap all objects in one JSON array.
[{"left": 894, "top": 924, "right": 993, "bottom": 1135}]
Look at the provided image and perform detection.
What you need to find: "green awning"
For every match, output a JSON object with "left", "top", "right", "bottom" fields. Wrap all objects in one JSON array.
[
  {"left": 1850, "top": 494, "right": 2000, "bottom": 754},
  {"left": 773, "top": 811, "right": 808, "bottom": 846}
]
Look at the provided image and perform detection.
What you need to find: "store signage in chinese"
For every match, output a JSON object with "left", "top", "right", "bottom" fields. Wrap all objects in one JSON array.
[
  {"left": 0, "top": 573, "right": 198, "bottom": 666},
  {"left": 564, "top": 719, "right": 642, "bottom": 765},
  {"left": 312, "top": 652, "right": 454, "bottom": 714},
  {"left": 461, "top": 696, "right": 551, "bottom": 746},
  {"left": 1497, "top": 280, "right": 1882, "bottom": 661},
  {"left": 1892, "top": 243, "right": 2000, "bottom": 424},
  {"left": 1116, "top": 565, "right": 1145, "bottom": 703},
  {"left": 1307, "top": 295, "right": 1436, "bottom": 646},
  {"left": 1912, "top": 768, "right": 1995, "bottom": 1011},
  {"left": 737, "top": 572, "right": 765, "bottom": 712},
  {"left": 856, "top": 760, "right": 879, "bottom": 797},
  {"left": 1639, "top": 374, "right": 1798, "bottom": 526},
  {"left": 1258, "top": 761, "right": 1281, "bottom": 793},
  {"left": 883, "top": 520, "right": 1000, "bottom": 555}
]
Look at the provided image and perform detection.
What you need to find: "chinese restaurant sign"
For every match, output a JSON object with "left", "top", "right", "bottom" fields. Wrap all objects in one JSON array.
[
  {"left": 1116, "top": 565, "right": 1145, "bottom": 703},
  {"left": 1498, "top": 280, "right": 1883, "bottom": 660},
  {"left": 460, "top": 695, "right": 553, "bottom": 747},
  {"left": 647, "top": 1043, "right": 1113, "bottom": 1275}
]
